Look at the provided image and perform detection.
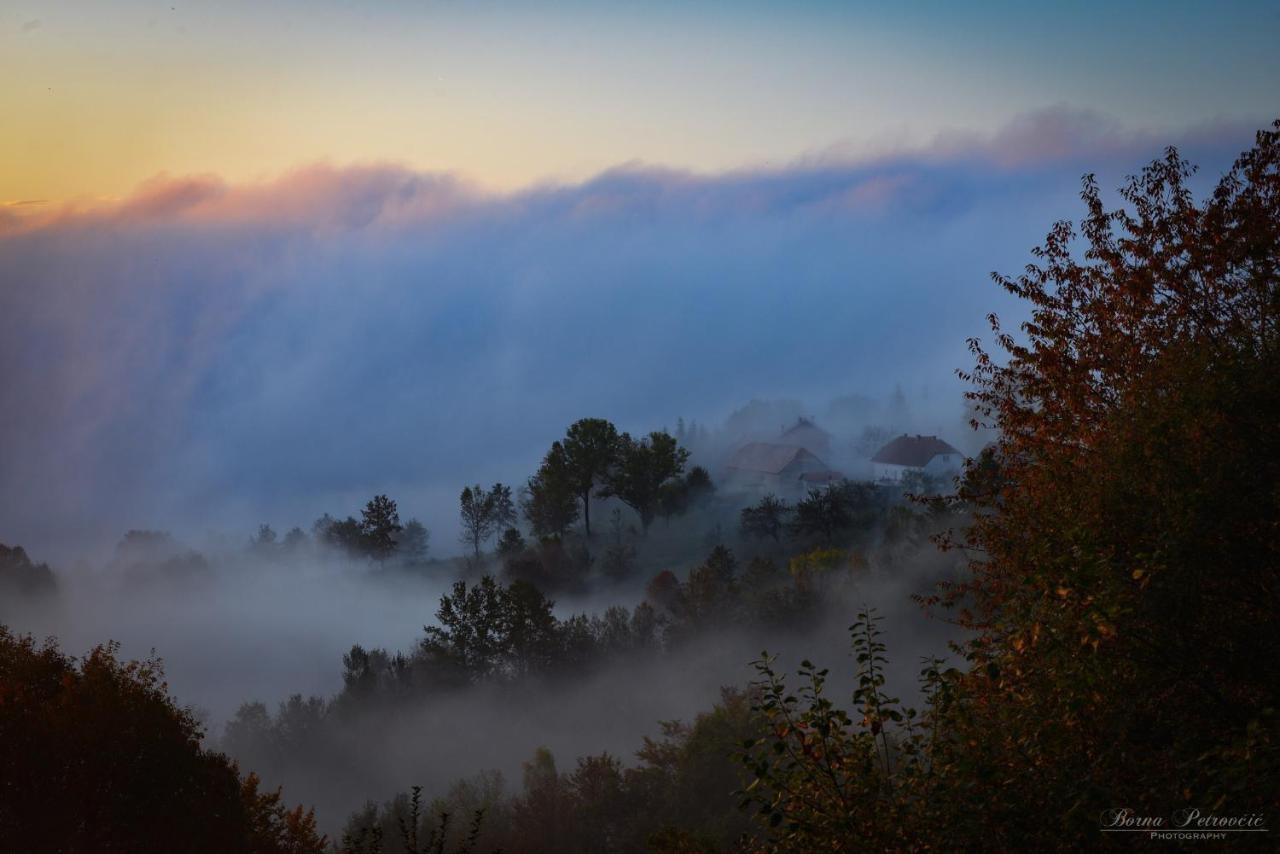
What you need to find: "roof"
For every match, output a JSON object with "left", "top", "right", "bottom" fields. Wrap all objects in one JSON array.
[
  {"left": 870, "top": 434, "right": 962, "bottom": 467},
  {"left": 780, "top": 417, "right": 832, "bottom": 441},
  {"left": 726, "top": 442, "right": 825, "bottom": 475}
]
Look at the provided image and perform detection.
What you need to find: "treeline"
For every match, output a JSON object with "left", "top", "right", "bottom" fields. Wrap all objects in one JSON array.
[
  {"left": 738, "top": 480, "right": 901, "bottom": 546},
  {"left": 248, "top": 418, "right": 714, "bottom": 582},
  {"left": 221, "top": 537, "right": 884, "bottom": 751},
  {"left": 0, "top": 543, "right": 56, "bottom": 598},
  {"left": 340, "top": 692, "right": 759, "bottom": 853}
]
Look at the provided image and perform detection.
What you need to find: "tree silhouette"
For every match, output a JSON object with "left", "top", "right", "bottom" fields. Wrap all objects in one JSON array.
[
  {"left": 0, "top": 628, "right": 326, "bottom": 852},
  {"left": 396, "top": 519, "right": 430, "bottom": 565},
  {"left": 459, "top": 483, "right": 516, "bottom": 561},
  {"left": 739, "top": 494, "right": 791, "bottom": 543},
  {"left": 361, "top": 495, "right": 403, "bottom": 563},
  {"left": 560, "top": 418, "right": 622, "bottom": 538},
  {"left": 523, "top": 443, "right": 579, "bottom": 538},
  {"left": 600, "top": 431, "right": 689, "bottom": 534}
]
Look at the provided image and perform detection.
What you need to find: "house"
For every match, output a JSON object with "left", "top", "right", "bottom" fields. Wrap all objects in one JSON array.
[
  {"left": 723, "top": 442, "right": 835, "bottom": 495},
  {"left": 870, "top": 434, "right": 964, "bottom": 482},
  {"left": 778, "top": 417, "right": 832, "bottom": 458}
]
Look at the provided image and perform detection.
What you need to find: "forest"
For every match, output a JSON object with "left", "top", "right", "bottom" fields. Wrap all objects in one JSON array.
[{"left": 2, "top": 123, "right": 1277, "bottom": 852}]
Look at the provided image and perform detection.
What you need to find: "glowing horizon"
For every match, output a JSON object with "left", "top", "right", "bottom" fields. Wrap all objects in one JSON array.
[{"left": 4, "top": 1, "right": 1278, "bottom": 206}]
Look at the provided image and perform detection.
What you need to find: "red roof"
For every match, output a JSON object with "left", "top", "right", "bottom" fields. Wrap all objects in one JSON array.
[{"left": 871, "top": 434, "right": 962, "bottom": 467}]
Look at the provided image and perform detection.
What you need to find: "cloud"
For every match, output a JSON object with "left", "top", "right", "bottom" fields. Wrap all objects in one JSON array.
[{"left": 0, "top": 110, "right": 1263, "bottom": 561}]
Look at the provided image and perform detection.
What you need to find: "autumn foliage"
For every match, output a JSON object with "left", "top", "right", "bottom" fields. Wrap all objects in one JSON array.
[
  {"left": 0, "top": 627, "right": 326, "bottom": 853},
  {"left": 741, "top": 122, "right": 1280, "bottom": 850}
]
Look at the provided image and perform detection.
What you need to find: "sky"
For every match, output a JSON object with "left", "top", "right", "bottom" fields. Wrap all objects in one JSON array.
[
  {"left": 3, "top": 1, "right": 1278, "bottom": 203},
  {"left": 0, "top": 2, "right": 1277, "bottom": 560}
]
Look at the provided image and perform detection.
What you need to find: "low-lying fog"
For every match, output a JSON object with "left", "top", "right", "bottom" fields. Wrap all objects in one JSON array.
[{"left": 6, "top": 508, "right": 962, "bottom": 831}]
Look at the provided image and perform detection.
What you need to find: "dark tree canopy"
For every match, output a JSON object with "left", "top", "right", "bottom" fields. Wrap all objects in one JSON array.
[
  {"left": 600, "top": 431, "right": 689, "bottom": 533},
  {"left": 0, "top": 628, "right": 325, "bottom": 853},
  {"left": 739, "top": 494, "right": 791, "bottom": 543},
  {"left": 396, "top": 518, "right": 430, "bottom": 564},
  {"left": 419, "top": 576, "right": 561, "bottom": 683},
  {"left": 789, "top": 487, "right": 852, "bottom": 544},
  {"left": 741, "top": 122, "right": 1280, "bottom": 851},
  {"left": 788, "top": 481, "right": 880, "bottom": 544},
  {"left": 560, "top": 418, "right": 622, "bottom": 538},
  {"left": 360, "top": 495, "right": 403, "bottom": 562},
  {"left": 658, "top": 465, "right": 715, "bottom": 521},
  {"left": 315, "top": 514, "right": 365, "bottom": 556},
  {"left": 0, "top": 543, "right": 57, "bottom": 598},
  {"left": 523, "top": 442, "right": 580, "bottom": 538}
]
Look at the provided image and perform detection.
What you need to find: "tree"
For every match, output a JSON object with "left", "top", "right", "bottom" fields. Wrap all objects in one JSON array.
[
  {"left": 418, "top": 576, "right": 561, "bottom": 683},
  {"left": 496, "top": 527, "right": 526, "bottom": 559},
  {"left": 253, "top": 524, "right": 278, "bottom": 547},
  {"left": 339, "top": 784, "right": 489, "bottom": 854},
  {"left": 599, "top": 508, "right": 637, "bottom": 580},
  {"left": 523, "top": 442, "right": 580, "bottom": 538},
  {"left": 501, "top": 579, "right": 561, "bottom": 678},
  {"left": 316, "top": 514, "right": 364, "bottom": 557},
  {"left": 601, "top": 431, "right": 689, "bottom": 534},
  {"left": 459, "top": 483, "right": 516, "bottom": 561},
  {"left": 933, "top": 126, "right": 1280, "bottom": 845},
  {"left": 421, "top": 576, "right": 508, "bottom": 682},
  {"left": 250, "top": 524, "right": 278, "bottom": 556},
  {"left": 785, "top": 480, "right": 879, "bottom": 545},
  {"left": 789, "top": 487, "right": 852, "bottom": 544},
  {"left": 396, "top": 519, "right": 430, "bottom": 564},
  {"left": 739, "top": 494, "right": 791, "bottom": 543},
  {"left": 683, "top": 465, "right": 714, "bottom": 502},
  {"left": 739, "top": 121, "right": 1280, "bottom": 850},
  {"left": 281, "top": 527, "right": 308, "bottom": 552},
  {"left": 684, "top": 545, "right": 738, "bottom": 622},
  {"left": 658, "top": 465, "right": 715, "bottom": 521},
  {"left": 560, "top": 418, "right": 622, "bottom": 538},
  {"left": 645, "top": 570, "right": 683, "bottom": 615},
  {"left": 0, "top": 543, "right": 57, "bottom": 598},
  {"left": 360, "top": 495, "right": 403, "bottom": 562},
  {"left": 0, "top": 628, "right": 326, "bottom": 853}
]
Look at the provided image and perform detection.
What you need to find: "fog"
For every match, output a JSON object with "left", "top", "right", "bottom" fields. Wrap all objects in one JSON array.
[
  {"left": 4, "top": 383, "right": 959, "bottom": 723},
  {"left": 0, "top": 108, "right": 1262, "bottom": 837},
  {"left": 8, "top": 553, "right": 445, "bottom": 723},
  {"left": 0, "top": 110, "right": 1254, "bottom": 564},
  {"left": 3, "top": 503, "right": 963, "bottom": 832}
]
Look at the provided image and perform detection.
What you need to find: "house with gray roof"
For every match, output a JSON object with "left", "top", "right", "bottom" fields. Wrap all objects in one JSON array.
[
  {"left": 870, "top": 434, "right": 964, "bottom": 483},
  {"left": 723, "top": 442, "right": 841, "bottom": 495}
]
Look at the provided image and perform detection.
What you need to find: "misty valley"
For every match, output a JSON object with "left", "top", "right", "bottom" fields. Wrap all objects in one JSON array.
[
  {"left": 2, "top": 6, "right": 1278, "bottom": 847},
  {"left": 4, "top": 397, "right": 976, "bottom": 850}
]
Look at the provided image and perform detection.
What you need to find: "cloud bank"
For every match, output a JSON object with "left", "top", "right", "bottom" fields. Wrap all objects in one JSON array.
[{"left": 0, "top": 109, "right": 1262, "bottom": 560}]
